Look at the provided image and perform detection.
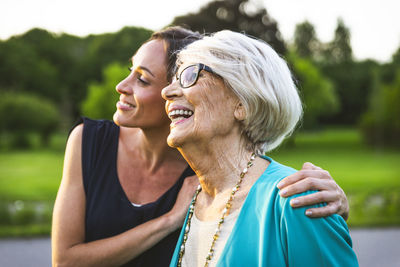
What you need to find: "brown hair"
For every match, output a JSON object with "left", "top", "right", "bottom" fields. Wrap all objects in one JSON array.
[{"left": 150, "top": 26, "right": 202, "bottom": 82}]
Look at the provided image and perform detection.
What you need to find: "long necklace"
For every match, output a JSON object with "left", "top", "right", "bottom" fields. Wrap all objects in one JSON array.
[{"left": 177, "top": 153, "right": 256, "bottom": 267}]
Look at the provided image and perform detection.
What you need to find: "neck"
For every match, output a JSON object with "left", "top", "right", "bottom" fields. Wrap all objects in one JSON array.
[
  {"left": 121, "top": 125, "right": 184, "bottom": 173},
  {"left": 178, "top": 136, "right": 251, "bottom": 197}
]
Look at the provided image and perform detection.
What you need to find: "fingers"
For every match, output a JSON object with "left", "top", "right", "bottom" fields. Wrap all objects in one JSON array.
[
  {"left": 279, "top": 177, "right": 332, "bottom": 198},
  {"left": 304, "top": 202, "right": 341, "bottom": 218},
  {"left": 288, "top": 190, "right": 348, "bottom": 218},
  {"left": 302, "top": 162, "right": 322, "bottom": 170},
  {"left": 289, "top": 191, "right": 337, "bottom": 208},
  {"left": 277, "top": 169, "right": 332, "bottom": 189},
  {"left": 276, "top": 163, "right": 350, "bottom": 219}
]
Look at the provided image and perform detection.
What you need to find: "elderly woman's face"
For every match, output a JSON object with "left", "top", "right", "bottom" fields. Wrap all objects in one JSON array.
[{"left": 161, "top": 63, "right": 240, "bottom": 148}]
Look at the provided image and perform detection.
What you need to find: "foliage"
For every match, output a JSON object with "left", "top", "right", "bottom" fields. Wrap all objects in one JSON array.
[
  {"left": 318, "top": 59, "right": 380, "bottom": 125},
  {"left": 291, "top": 19, "right": 380, "bottom": 125},
  {"left": 287, "top": 53, "right": 339, "bottom": 128},
  {"left": 81, "top": 63, "right": 127, "bottom": 120},
  {"left": 360, "top": 69, "right": 400, "bottom": 147},
  {"left": 293, "top": 21, "right": 321, "bottom": 59},
  {"left": 83, "top": 27, "right": 152, "bottom": 82},
  {"left": 172, "top": 0, "right": 286, "bottom": 54},
  {"left": 323, "top": 18, "right": 353, "bottom": 64},
  {"left": 0, "top": 37, "right": 59, "bottom": 100},
  {"left": 0, "top": 92, "right": 60, "bottom": 147},
  {"left": 0, "top": 27, "right": 152, "bottom": 126}
]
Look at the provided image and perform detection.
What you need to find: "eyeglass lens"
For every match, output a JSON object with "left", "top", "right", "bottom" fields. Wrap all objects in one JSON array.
[{"left": 180, "top": 65, "right": 199, "bottom": 88}]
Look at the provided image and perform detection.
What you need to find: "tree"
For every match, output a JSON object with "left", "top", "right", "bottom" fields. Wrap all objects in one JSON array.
[
  {"left": 0, "top": 26, "right": 153, "bottom": 127},
  {"left": 324, "top": 18, "right": 353, "bottom": 63},
  {"left": 293, "top": 21, "right": 321, "bottom": 59},
  {"left": 318, "top": 59, "right": 379, "bottom": 124},
  {"left": 0, "top": 38, "right": 59, "bottom": 100},
  {"left": 287, "top": 53, "right": 339, "bottom": 129},
  {"left": 172, "top": 0, "right": 286, "bottom": 54},
  {"left": 360, "top": 69, "right": 400, "bottom": 147},
  {"left": 0, "top": 92, "right": 60, "bottom": 148},
  {"left": 81, "top": 63, "right": 127, "bottom": 120}
]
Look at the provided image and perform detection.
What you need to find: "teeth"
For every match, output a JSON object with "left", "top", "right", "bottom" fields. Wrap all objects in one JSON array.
[
  {"left": 168, "top": 109, "right": 193, "bottom": 118},
  {"left": 120, "top": 101, "right": 133, "bottom": 108}
]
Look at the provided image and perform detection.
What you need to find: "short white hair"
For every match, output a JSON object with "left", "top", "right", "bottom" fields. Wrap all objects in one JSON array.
[{"left": 177, "top": 30, "right": 303, "bottom": 154}]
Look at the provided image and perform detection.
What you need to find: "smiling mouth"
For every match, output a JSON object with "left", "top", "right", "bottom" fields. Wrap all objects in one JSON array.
[
  {"left": 168, "top": 109, "right": 194, "bottom": 122},
  {"left": 119, "top": 101, "right": 135, "bottom": 108}
]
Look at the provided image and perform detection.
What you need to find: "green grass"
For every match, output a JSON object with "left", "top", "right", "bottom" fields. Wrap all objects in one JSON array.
[
  {"left": 0, "top": 128, "right": 399, "bottom": 236},
  {"left": 269, "top": 128, "right": 400, "bottom": 227},
  {"left": 0, "top": 150, "right": 64, "bottom": 201},
  {"left": 269, "top": 128, "right": 400, "bottom": 191}
]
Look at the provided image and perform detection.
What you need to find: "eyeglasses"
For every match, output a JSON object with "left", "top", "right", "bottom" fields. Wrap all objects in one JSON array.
[{"left": 174, "top": 63, "right": 217, "bottom": 88}]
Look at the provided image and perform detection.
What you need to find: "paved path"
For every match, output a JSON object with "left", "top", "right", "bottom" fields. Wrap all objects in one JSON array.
[
  {"left": 0, "top": 228, "right": 399, "bottom": 266},
  {"left": 350, "top": 228, "right": 400, "bottom": 267}
]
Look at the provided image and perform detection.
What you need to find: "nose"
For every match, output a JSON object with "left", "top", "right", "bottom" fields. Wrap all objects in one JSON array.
[
  {"left": 116, "top": 76, "right": 133, "bottom": 95},
  {"left": 161, "top": 80, "right": 183, "bottom": 101}
]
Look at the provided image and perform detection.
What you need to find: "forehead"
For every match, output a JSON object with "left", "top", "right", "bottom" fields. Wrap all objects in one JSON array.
[{"left": 132, "top": 40, "right": 167, "bottom": 72}]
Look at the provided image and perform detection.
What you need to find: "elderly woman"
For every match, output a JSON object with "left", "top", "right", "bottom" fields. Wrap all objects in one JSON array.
[{"left": 163, "top": 30, "right": 358, "bottom": 266}]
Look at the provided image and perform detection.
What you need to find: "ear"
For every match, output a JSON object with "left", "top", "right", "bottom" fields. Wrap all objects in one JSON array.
[{"left": 234, "top": 102, "right": 246, "bottom": 121}]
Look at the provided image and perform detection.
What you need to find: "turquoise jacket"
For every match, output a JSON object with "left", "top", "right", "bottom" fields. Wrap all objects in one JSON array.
[{"left": 170, "top": 156, "right": 358, "bottom": 266}]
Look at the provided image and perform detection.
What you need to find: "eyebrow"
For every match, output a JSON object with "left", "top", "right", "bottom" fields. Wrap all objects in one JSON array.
[
  {"left": 138, "top": 66, "right": 155, "bottom": 77},
  {"left": 130, "top": 57, "right": 155, "bottom": 77}
]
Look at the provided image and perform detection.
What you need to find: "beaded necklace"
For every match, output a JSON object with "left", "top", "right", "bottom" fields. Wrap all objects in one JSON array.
[{"left": 177, "top": 153, "right": 256, "bottom": 267}]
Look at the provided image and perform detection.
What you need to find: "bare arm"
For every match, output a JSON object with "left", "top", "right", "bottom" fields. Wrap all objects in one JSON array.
[
  {"left": 52, "top": 125, "right": 198, "bottom": 267},
  {"left": 277, "top": 162, "right": 349, "bottom": 220}
]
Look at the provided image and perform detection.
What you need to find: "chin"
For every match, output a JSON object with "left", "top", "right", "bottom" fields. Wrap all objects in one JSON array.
[
  {"left": 113, "top": 112, "right": 121, "bottom": 126},
  {"left": 167, "top": 133, "right": 184, "bottom": 148},
  {"left": 113, "top": 112, "right": 133, "bottom": 127}
]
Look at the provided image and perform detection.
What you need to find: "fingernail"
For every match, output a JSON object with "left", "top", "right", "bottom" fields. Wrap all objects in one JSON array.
[
  {"left": 277, "top": 181, "right": 285, "bottom": 189},
  {"left": 290, "top": 199, "right": 299, "bottom": 206},
  {"left": 279, "top": 189, "right": 287, "bottom": 196},
  {"left": 305, "top": 210, "right": 312, "bottom": 216}
]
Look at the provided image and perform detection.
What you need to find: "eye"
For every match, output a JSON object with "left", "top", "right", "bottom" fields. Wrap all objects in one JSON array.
[
  {"left": 128, "top": 67, "right": 133, "bottom": 73},
  {"left": 137, "top": 74, "right": 150, "bottom": 85}
]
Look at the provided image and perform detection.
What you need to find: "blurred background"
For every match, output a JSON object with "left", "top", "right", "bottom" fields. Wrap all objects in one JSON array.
[{"left": 0, "top": 0, "right": 399, "bottom": 251}]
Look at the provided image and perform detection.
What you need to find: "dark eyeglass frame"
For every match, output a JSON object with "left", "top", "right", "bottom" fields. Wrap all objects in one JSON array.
[{"left": 174, "top": 63, "right": 217, "bottom": 88}]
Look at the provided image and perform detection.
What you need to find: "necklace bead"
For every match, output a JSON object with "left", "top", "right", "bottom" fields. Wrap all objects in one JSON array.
[{"left": 177, "top": 153, "right": 256, "bottom": 267}]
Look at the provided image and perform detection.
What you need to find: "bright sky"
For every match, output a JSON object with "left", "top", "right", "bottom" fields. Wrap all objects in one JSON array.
[{"left": 1, "top": 0, "right": 399, "bottom": 62}]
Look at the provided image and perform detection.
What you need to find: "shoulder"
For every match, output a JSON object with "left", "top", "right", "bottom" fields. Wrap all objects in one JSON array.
[
  {"left": 242, "top": 156, "right": 298, "bottom": 216},
  {"left": 66, "top": 123, "right": 83, "bottom": 150},
  {"left": 68, "top": 117, "right": 115, "bottom": 137},
  {"left": 81, "top": 117, "right": 117, "bottom": 133},
  {"left": 253, "top": 156, "right": 297, "bottom": 194},
  {"left": 72, "top": 117, "right": 118, "bottom": 143}
]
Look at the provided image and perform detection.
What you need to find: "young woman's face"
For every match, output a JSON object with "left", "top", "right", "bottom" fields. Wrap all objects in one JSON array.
[{"left": 113, "top": 40, "right": 170, "bottom": 129}]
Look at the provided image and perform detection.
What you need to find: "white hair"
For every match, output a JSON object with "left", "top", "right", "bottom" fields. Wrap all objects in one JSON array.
[{"left": 177, "top": 30, "right": 303, "bottom": 154}]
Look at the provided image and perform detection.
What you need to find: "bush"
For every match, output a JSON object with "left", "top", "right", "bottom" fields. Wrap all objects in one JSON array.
[{"left": 0, "top": 92, "right": 60, "bottom": 148}]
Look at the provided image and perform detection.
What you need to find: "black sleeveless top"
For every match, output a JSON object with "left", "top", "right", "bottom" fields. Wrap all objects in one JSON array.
[{"left": 79, "top": 117, "right": 195, "bottom": 266}]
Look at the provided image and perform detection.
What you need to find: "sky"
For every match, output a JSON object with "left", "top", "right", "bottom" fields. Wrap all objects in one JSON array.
[{"left": 1, "top": 0, "right": 399, "bottom": 62}]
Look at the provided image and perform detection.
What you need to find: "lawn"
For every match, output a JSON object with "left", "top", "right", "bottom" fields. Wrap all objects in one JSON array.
[
  {"left": 269, "top": 128, "right": 400, "bottom": 191},
  {"left": 0, "top": 128, "right": 399, "bottom": 237}
]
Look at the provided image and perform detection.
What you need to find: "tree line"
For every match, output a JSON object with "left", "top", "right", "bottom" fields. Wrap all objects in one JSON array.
[{"left": 0, "top": 0, "right": 399, "bottom": 148}]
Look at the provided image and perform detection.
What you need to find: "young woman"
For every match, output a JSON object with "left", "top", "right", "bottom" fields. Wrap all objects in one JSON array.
[{"left": 52, "top": 27, "right": 350, "bottom": 267}]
